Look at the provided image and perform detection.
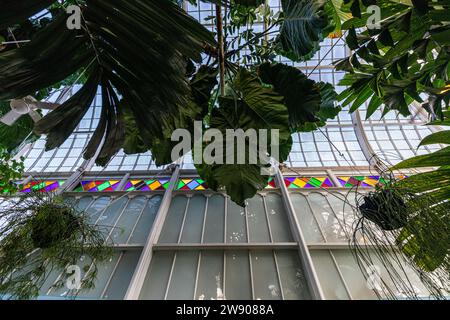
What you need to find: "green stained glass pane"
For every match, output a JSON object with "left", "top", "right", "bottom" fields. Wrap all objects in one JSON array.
[
  {"left": 177, "top": 181, "right": 184, "bottom": 189},
  {"left": 354, "top": 176, "right": 364, "bottom": 181},
  {"left": 308, "top": 178, "right": 322, "bottom": 187},
  {"left": 146, "top": 180, "right": 155, "bottom": 186},
  {"left": 97, "top": 181, "right": 111, "bottom": 191},
  {"left": 379, "top": 177, "right": 386, "bottom": 184},
  {"left": 163, "top": 181, "right": 170, "bottom": 189},
  {"left": 32, "top": 182, "right": 45, "bottom": 190},
  {"left": 73, "top": 185, "right": 84, "bottom": 192}
]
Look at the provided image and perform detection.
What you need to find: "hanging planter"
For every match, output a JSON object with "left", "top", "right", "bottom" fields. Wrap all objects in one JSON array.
[
  {"left": 347, "top": 172, "right": 450, "bottom": 299},
  {"left": 0, "top": 192, "right": 112, "bottom": 299},
  {"left": 358, "top": 186, "right": 409, "bottom": 231}
]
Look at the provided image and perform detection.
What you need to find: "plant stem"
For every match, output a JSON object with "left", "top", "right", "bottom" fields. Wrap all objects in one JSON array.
[{"left": 216, "top": 4, "right": 225, "bottom": 96}]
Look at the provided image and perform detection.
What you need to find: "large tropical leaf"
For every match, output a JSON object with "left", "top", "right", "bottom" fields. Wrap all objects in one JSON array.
[
  {"left": 276, "top": 0, "right": 332, "bottom": 61},
  {"left": 0, "top": 0, "right": 216, "bottom": 166},
  {"left": 258, "top": 62, "right": 321, "bottom": 129},
  {"left": 196, "top": 68, "right": 290, "bottom": 205}
]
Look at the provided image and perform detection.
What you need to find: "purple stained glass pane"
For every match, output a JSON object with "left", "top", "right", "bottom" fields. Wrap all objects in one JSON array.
[
  {"left": 140, "top": 185, "right": 151, "bottom": 191},
  {"left": 124, "top": 181, "right": 133, "bottom": 190},
  {"left": 323, "top": 177, "right": 333, "bottom": 187},
  {"left": 45, "top": 182, "right": 59, "bottom": 192}
]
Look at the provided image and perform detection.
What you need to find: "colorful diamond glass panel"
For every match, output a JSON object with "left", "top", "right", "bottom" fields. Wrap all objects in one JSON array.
[
  {"left": 21, "top": 180, "right": 65, "bottom": 193},
  {"left": 74, "top": 180, "right": 120, "bottom": 192},
  {"left": 266, "top": 177, "right": 277, "bottom": 189},
  {"left": 284, "top": 177, "right": 333, "bottom": 189},
  {"left": 124, "top": 179, "right": 169, "bottom": 191},
  {"left": 176, "top": 179, "right": 207, "bottom": 191},
  {"left": 337, "top": 175, "right": 407, "bottom": 188}
]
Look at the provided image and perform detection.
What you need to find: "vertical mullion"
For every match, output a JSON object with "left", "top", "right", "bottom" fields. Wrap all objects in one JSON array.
[
  {"left": 273, "top": 251, "right": 285, "bottom": 300},
  {"left": 262, "top": 195, "right": 274, "bottom": 243},
  {"left": 200, "top": 197, "right": 209, "bottom": 243},
  {"left": 125, "top": 196, "right": 150, "bottom": 244},
  {"left": 193, "top": 252, "right": 202, "bottom": 300},
  {"left": 177, "top": 196, "right": 191, "bottom": 244},
  {"left": 329, "top": 250, "right": 353, "bottom": 300},
  {"left": 100, "top": 251, "right": 124, "bottom": 299},
  {"left": 248, "top": 251, "right": 255, "bottom": 300},
  {"left": 124, "top": 162, "right": 181, "bottom": 300},
  {"left": 163, "top": 253, "right": 178, "bottom": 300},
  {"left": 304, "top": 195, "right": 328, "bottom": 242}
]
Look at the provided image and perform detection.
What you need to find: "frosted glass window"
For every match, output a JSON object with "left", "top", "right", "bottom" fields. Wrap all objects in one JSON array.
[
  {"left": 86, "top": 196, "right": 111, "bottom": 224},
  {"left": 128, "top": 195, "right": 162, "bottom": 244},
  {"left": 102, "top": 250, "right": 142, "bottom": 300},
  {"left": 246, "top": 195, "right": 271, "bottom": 242},
  {"left": 276, "top": 251, "right": 311, "bottom": 300},
  {"left": 195, "top": 251, "right": 224, "bottom": 300},
  {"left": 180, "top": 195, "right": 206, "bottom": 243},
  {"left": 96, "top": 197, "right": 129, "bottom": 237},
  {"left": 310, "top": 250, "right": 350, "bottom": 300},
  {"left": 291, "top": 193, "right": 324, "bottom": 243},
  {"left": 80, "top": 253, "right": 122, "bottom": 299},
  {"left": 111, "top": 196, "right": 147, "bottom": 244},
  {"left": 265, "top": 194, "right": 293, "bottom": 242},
  {"left": 226, "top": 198, "right": 247, "bottom": 243},
  {"left": 158, "top": 196, "right": 188, "bottom": 243},
  {"left": 203, "top": 195, "right": 225, "bottom": 243},
  {"left": 308, "top": 193, "right": 347, "bottom": 242},
  {"left": 140, "top": 251, "right": 174, "bottom": 299},
  {"left": 166, "top": 251, "right": 199, "bottom": 300},
  {"left": 251, "top": 251, "right": 282, "bottom": 300},
  {"left": 225, "top": 251, "right": 252, "bottom": 299}
]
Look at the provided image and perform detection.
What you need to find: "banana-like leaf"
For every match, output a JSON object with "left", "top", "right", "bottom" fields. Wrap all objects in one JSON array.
[
  {"left": 392, "top": 146, "right": 450, "bottom": 169},
  {"left": 419, "top": 130, "right": 450, "bottom": 147},
  {"left": 1, "top": 0, "right": 216, "bottom": 165}
]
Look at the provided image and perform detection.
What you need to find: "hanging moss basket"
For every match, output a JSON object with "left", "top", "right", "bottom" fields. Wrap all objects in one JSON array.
[
  {"left": 0, "top": 192, "right": 113, "bottom": 299},
  {"left": 358, "top": 188, "right": 409, "bottom": 231}
]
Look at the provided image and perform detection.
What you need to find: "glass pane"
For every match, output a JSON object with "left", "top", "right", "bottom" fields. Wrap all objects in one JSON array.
[
  {"left": 247, "top": 195, "right": 271, "bottom": 242},
  {"left": 331, "top": 250, "right": 377, "bottom": 300},
  {"left": 75, "top": 196, "right": 94, "bottom": 211},
  {"left": 166, "top": 251, "right": 199, "bottom": 300},
  {"left": 180, "top": 195, "right": 206, "bottom": 243},
  {"left": 195, "top": 251, "right": 224, "bottom": 300},
  {"left": 310, "top": 250, "right": 350, "bottom": 300},
  {"left": 251, "top": 251, "right": 282, "bottom": 300},
  {"left": 86, "top": 196, "right": 111, "bottom": 223},
  {"left": 158, "top": 196, "right": 188, "bottom": 243},
  {"left": 47, "top": 255, "right": 93, "bottom": 298},
  {"left": 203, "top": 195, "right": 225, "bottom": 243},
  {"left": 226, "top": 198, "right": 247, "bottom": 243},
  {"left": 129, "top": 195, "right": 162, "bottom": 244},
  {"left": 111, "top": 196, "right": 147, "bottom": 244},
  {"left": 326, "top": 192, "right": 356, "bottom": 236},
  {"left": 308, "top": 193, "right": 346, "bottom": 242},
  {"left": 265, "top": 194, "right": 293, "bottom": 242},
  {"left": 140, "top": 251, "right": 174, "bottom": 299},
  {"left": 276, "top": 250, "right": 311, "bottom": 300},
  {"left": 291, "top": 193, "right": 324, "bottom": 243},
  {"left": 97, "top": 197, "right": 129, "bottom": 237},
  {"left": 79, "top": 253, "right": 122, "bottom": 299},
  {"left": 225, "top": 251, "right": 252, "bottom": 299},
  {"left": 103, "top": 250, "right": 142, "bottom": 300}
]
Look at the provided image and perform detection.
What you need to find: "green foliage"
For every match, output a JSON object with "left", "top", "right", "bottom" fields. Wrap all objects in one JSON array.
[
  {"left": 0, "top": 148, "right": 24, "bottom": 195},
  {"left": 0, "top": 101, "right": 39, "bottom": 153},
  {"left": 277, "top": 0, "right": 333, "bottom": 61},
  {"left": 0, "top": 192, "right": 113, "bottom": 299},
  {"left": 336, "top": 0, "right": 450, "bottom": 118}
]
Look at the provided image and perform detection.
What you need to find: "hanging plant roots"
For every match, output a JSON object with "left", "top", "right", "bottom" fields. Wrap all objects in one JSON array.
[
  {"left": 345, "top": 168, "right": 450, "bottom": 300},
  {"left": 0, "top": 192, "right": 113, "bottom": 299}
]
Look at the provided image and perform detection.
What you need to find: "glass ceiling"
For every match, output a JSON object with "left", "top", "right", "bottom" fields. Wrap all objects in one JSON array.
[{"left": 20, "top": 0, "right": 443, "bottom": 176}]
